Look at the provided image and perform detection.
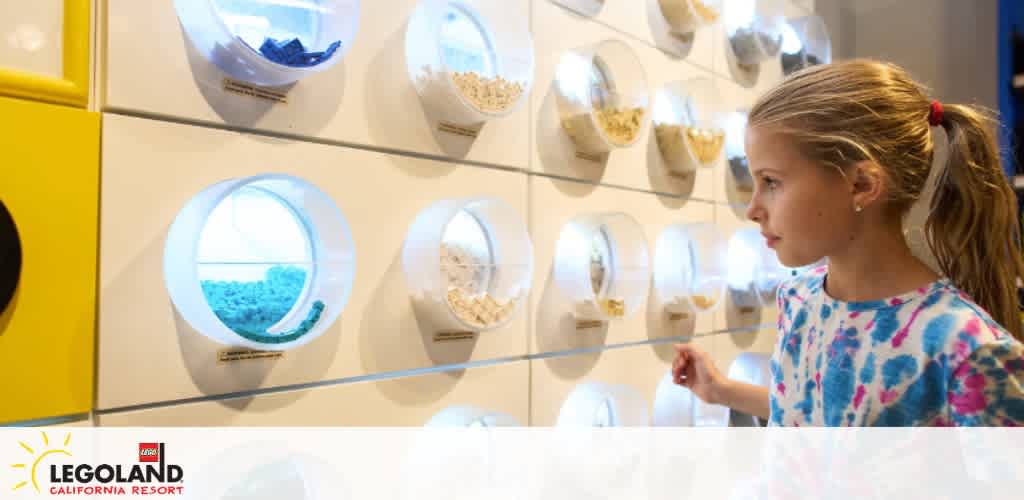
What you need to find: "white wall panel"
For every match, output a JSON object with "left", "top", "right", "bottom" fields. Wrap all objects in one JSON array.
[
  {"left": 530, "top": 177, "right": 716, "bottom": 354},
  {"left": 103, "top": 0, "right": 532, "bottom": 169},
  {"left": 97, "top": 113, "right": 529, "bottom": 410}
]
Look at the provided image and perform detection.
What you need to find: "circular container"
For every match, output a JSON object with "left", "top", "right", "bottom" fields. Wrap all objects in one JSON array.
[
  {"left": 164, "top": 174, "right": 355, "bottom": 351},
  {"left": 726, "top": 228, "right": 788, "bottom": 309},
  {"left": 726, "top": 352, "right": 771, "bottom": 426},
  {"left": 653, "top": 77, "right": 726, "bottom": 174},
  {"left": 657, "top": 0, "right": 724, "bottom": 37},
  {"left": 406, "top": 0, "right": 535, "bottom": 126},
  {"left": 557, "top": 382, "right": 650, "bottom": 427},
  {"left": 554, "top": 213, "right": 650, "bottom": 322},
  {"left": 654, "top": 223, "right": 727, "bottom": 316},
  {"left": 0, "top": 200, "right": 20, "bottom": 315},
  {"left": 721, "top": 110, "right": 753, "bottom": 191},
  {"left": 426, "top": 406, "right": 521, "bottom": 427},
  {"left": 555, "top": 40, "right": 650, "bottom": 156},
  {"left": 781, "top": 15, "right": 831, "bottom": 75},
  {"left": 652, "top": 370, "right": 730, "bottom": 426},
  {"left": 723, "top": 0, "right": 786, "bottom": 66},
  {"left": 175, "top": 0, "right": 360, "bottom": 86},
  {"left": 402, "top": 198, "right": 533, "bottom": 333}
]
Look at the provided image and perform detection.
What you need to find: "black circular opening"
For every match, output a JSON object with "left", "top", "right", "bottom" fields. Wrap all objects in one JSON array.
[{"left": 0, "top": 199, "right": 21, "bottom": 315}]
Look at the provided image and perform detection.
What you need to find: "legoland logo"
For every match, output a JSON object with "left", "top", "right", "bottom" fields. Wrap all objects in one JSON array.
[
  {"left": 138, "top": 444, "right": 159, "bottom": 463},
  {"left": 9, "top": 432, "right": 184, "bottom": 496}
]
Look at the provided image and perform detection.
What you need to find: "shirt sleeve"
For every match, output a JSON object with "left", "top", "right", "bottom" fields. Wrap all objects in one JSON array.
[{"left": 948, "top": 338, "right": 1024, "bottom": 426}]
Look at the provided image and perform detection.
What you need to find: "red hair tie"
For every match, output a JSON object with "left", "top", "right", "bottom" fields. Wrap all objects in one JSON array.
[{"left": 928, "top": 100, "right": 944, "bottom": 126}]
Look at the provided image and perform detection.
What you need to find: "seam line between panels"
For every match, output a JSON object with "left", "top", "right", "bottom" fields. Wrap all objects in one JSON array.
[
  {"left": 102, "top": 109, "right": 739, "bottom": 206},
  {"left": 92, "top": 325, "right": 771, "bottom": 417},
  {"left": 102, "top": 108, "right": 526, "bottom": 174},
  {"left": 1, "top": 413, "right": 92, "bottom": 428}
]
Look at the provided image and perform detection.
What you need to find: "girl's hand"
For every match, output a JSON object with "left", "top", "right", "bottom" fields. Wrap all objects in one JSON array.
[{"left": 672, "top": 343, "right": 728, "bottom": 405}]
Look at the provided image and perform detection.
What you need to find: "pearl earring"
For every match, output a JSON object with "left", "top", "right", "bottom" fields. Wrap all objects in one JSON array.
[{"left": 854, "top": 205, "right": 863, "bottom": 213}]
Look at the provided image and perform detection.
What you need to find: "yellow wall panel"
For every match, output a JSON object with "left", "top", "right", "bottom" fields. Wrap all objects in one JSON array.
[
  {"left": 0, "top": 0, "right": 90, "bottom": 107},
  {"left": 0, "top": 96, "right": 100, "bottom": 423}
]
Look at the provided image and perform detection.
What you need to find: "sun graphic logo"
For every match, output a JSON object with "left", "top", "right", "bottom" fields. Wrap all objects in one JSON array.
[{"left": 10, "top": 431, "right": 72, "bottom": 493}]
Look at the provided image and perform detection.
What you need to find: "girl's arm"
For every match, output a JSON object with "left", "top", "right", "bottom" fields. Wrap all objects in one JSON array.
[
  {"left": 672, "top": 343, "right": 772, "bottom": 420},
  {"left": 714, "top": 379, "right": 771, "bottom": 420}
]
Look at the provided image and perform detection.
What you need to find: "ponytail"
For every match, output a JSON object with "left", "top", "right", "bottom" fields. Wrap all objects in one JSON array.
[{"left": 926, "top": 105, "right": 1024, "bottom": 340}]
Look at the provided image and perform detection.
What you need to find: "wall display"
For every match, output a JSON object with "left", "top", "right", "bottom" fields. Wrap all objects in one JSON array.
[
  {"left": 726, "top": 352, "right": 770, "bottom": 426},
  {"left": 656, "top": 0, "right": 723, "bottom": 38},
  {"left": 406, "top": 0, "right": 534, "bottom": 126},
  {"left": 722, "top": 0, "right": 785, "bottom": 69},
  {"left": 164, "top": 174, "right": 356, "bottom": 351},
  {"left": 780, "top": 15, "right": 831, "bottom": 75},
  {"left": 174, "top": 0, "right": 360, "bottom": 86},
  {"left": 653, "top": 223, "right": 727, "bottom": 318},
  {"left": 554, "top": 213, "right": 650, "bottom": 323},
  {"left": 652, "top": 77, "right": 726, "bottom": 175},
  {"left": 403, "top": 198, "right": 533, "bottom": 333},
  {"left": 556, "top": 382, "right": 649, "bottom": 426},
  {"left": 0, "top": 97, "right": 99, "bottom": 424},
  {"left": 554, "top": 40, "right": 649, "bottom": 159},
  {"left": 726, "top": 228, "right": 788, "bottom": 310}
]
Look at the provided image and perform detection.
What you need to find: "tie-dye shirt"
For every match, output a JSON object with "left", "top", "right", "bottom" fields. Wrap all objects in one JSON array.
[{"left": 769, "top": 266, "right": 1024, "bottom": 426}]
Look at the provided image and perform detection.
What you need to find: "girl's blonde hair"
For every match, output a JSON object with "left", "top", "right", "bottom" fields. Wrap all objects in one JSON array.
[{"left": 749, "top": 59, "right": 1024, "bottom": 340}]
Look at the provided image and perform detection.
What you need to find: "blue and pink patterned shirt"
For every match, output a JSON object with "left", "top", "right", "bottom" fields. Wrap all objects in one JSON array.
[{"left": 769, "top": 266, "right": 1024, "bottom": 426}]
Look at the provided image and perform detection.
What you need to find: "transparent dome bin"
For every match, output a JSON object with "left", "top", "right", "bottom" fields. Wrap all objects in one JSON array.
[
  {"left": 654, "top": 223, "right": 727, "bottom": 317},
  {"left": 0, "top": 200, "right": 21, "bottom": 315},
  {"left": 557, "top": 382, "right": 649, "bottom": 427},
  {"left": 652, "top": 371, "right": 730, "bottom": 426},
  {"left": 555, "top": 40, "right": 650, "bottom": 156},
  {"left": 657, "top": 0, "right": 723, "bottom": 37},
  {"left": 426, "top": 406, "right": 521, "bottom": 427},
  {"left": 721, "top": 110, "right": 753, "bottom": 191},
  {"left": 780, "top": 15, "right": 831, "bottom": 76},
  {"left": 653, "top": 78, "right": 726, "bottom": 174},
  {"left": 727, "top": 352, "right": 771, "bottom": 426},
  {"left": 175, "top": 0, "right": 360, "bottom": 87},
  {"left": 723, "top": 0, "right": 785, "bottom": 67},
  {"left": 164, "top": 174, "right": 355, "bottom": 351},
  {"left": 726, "top": 228, "right": 787, "bottom": 310},
  {"left": 555, "top": 213, "right": 650, "bottom": 322},
  {"left": 402, "top": 198, "right": 533, "bottom": 333},
  {"left": 406, "top": 0, "right": 535, "bottom": 126}
]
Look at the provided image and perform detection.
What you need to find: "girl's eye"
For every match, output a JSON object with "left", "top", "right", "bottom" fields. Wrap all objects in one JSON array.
[{"left": 763, "top": 177, "right": 780, "bottom": 190}]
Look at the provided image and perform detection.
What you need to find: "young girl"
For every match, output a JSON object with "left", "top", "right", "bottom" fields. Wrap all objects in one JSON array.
[{"left": 672, "top": 59, "right": 1024, "bottom": 426}]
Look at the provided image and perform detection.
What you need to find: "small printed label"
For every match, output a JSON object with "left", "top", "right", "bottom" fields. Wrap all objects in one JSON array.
[
  {"left": 223, "top": 78, "right": 289, "bottom": 104},
  {"left": 575, "top": 151, "right": 605, "bottom": 163},
  {"left": 738, "top": 306, "right": 757, "bottom": 314},
  {"left": 217, "top": 348, "right": 285, "bottom": 363},
  {"left": 575, "top": 320, "right": 605, "bottom": 330},
  {"left": 668, "top": 313, "right": 689, "bottom": 321},
  {"left": 438, "top": 121, "right": 480, "bottom": 138},
  {"left": 434, "top": 331, "right": 477, "bottom": 343}
]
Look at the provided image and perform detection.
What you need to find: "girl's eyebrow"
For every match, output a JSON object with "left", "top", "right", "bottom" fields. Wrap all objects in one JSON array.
[{"left": 751, "top": 167, "right": 783, "bottom": 176}]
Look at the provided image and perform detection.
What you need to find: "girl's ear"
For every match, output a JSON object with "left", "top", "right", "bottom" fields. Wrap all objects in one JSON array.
[{"left": 849, "top": 160, "right": 887, "bottom": 210}]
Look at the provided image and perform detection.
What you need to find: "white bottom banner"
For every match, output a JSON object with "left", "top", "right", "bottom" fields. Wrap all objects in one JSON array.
[{"left": 1, "top": 428, "right": 1022, "bottom": 499}]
